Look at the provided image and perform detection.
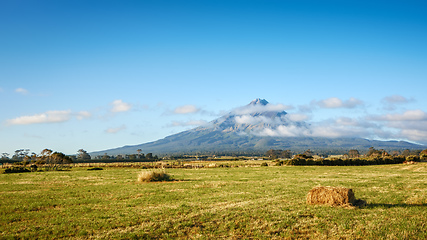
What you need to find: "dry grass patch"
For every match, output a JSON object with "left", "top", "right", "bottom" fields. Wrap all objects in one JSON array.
[{"left": 137, "top": 170, "right": 172, "bottom": 182}]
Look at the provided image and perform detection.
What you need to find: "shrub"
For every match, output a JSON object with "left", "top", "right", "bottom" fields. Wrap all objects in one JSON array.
[
  {"left": 406, "top": 155, "right": 420, "bottom": 162},
  {"left": 87, "top": 167, "right": 103, "bottom": 171},
  {"left": 137, "top": 170, "right": 172, "bottom": 182},
  {"left": 260, "top": 162, "right": 268, "bottom": 167},
  {"left": 275, "top": 160, "right": 284, "bottom": 166}
]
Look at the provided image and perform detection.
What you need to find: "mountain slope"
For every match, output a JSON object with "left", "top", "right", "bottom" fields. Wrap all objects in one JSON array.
[{"left": 92, "top": 99, "right": 424, "bottom": 156}]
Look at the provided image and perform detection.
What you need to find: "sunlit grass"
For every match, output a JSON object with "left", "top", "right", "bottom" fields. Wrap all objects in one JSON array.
[{"left": 1, "top": 163, "right": 426, "bottom": 239}]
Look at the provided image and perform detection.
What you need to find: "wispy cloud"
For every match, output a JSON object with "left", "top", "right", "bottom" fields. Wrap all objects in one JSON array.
[
  {"left": 232, "top": 103, "right": 293, "bottom": 115},
  {"left": 251, "top": 117, "right": 375, "bottom": 139},
  {"left": 314, "top": 97, "right": 364, "bottom": 109},
  {"left": 170, "top": 120, "right": 207, "bottom": 127},
  {"left": 367, "top": 109, "right": 427, "bottom": 143},
  {"left": 381, "top": 95, "right": 414, "bottom": 111},
  {"left": 298, "top": 97, "right": 364, "bottom": 112},
  {"left": 287, "top": 113, "right": 310, "bottom": 122},
  {"left": 105, "top": 125, "right": 126, "bottom": 134},
  {"left": 15, "top": 88, "right": 29, "bottom": 95},
  {"left": 369, "top": 109, "right": 427, "bottom": 121},
  {"left": 382, "top": 95, "right": 413, "bottom": 104},
  {"left": 76, "top": 111, "right": 92, "bottom": 120},
  {"left": 173, "top": 105, "right": 200, "bottom": 114},
  {"left": 6, "top": 109, "right": 93, "bottom": 125},
  {"left": 6, "top": 110, "right": 72, "bottom": 125},
  {"left": 110, "top": 100, "right": 132, "bottom": 113}
]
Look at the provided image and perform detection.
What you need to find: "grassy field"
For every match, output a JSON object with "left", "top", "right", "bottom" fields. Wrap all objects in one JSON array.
[{"left": 1, "top": 162, "right": 427, "bottom": 239}]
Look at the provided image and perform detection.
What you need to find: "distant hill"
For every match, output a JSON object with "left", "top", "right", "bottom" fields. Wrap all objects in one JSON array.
[{"left": 91, "top": 99, "right": 424, "bottom": 156}]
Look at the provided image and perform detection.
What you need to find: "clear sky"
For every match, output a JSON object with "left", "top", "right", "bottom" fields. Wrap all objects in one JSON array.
[{"left": 1, "top": 0, "right": 427, "bottom": 155}]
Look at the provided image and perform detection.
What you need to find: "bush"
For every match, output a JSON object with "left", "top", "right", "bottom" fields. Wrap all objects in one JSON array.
[
  {"left": 137, "top": 170, "right": 172, "bottom": 182},
  {"left": 406, "top": 155, "right": 420, "bottom": 162},
  {"left": 260, "top": 162, "right": 268, "bottom": 167},
  {"left": 275, "top": 160, "right": 284, "bottom": 166},
  {"left": 2, "top": 167, "right": 31, "bottom": 174},
  {"left": 284, "top": 156, "right": 409, "bottom": 166}
]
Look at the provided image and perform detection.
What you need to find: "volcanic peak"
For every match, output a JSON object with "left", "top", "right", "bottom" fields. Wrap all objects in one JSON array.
[{"left": 249, "top": 98, "right": 269, "bottom": 106}]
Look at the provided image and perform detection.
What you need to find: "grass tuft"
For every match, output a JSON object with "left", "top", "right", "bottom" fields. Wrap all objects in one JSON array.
[{"left": 137, "top": 170, "right": 172, "bottom": 182}]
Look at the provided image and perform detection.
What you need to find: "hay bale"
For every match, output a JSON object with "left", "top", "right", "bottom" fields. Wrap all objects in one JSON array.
[
  {"left": 306, "top": 186, "right": 356, "bottom": 207},
  {"left": 137, "top": 170, "right": 172, "bottom": 182}
]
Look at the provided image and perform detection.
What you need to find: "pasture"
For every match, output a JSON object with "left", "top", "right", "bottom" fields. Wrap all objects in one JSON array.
[{"left": 1, "top": 162, "right": 426, "bottom": 239}]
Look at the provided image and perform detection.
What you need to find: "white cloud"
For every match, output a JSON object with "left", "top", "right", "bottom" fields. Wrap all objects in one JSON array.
[
  {"left": 382, "top": 95, "right": 413, "bottom": 104},
  {"left": 243, "top": 113, "right": 381, "bottom": 139},
  {"left": 105, "top": 125, "right": 126, "bottom": 134},
  {"left": 171, "top": 120, "right": 207, "bottom": 127},
  {"left": 315, "top": 97, "right": 364, "bottom": 109},
  {"left": 173, "top": 105, "right": 200, "bottom": 114},
  {"left": 287, "top": 113, "right": 310, "bottom": 122},
  {"left": 234, "top": 114, "right": 295, "bottom": 126},
  {"left": 235, "top": 115, "right": 265, "bottom": 125},
  {"left": 400, "top": 129, "right": 427, "bottom": 142},
  {"left": 386, "top": 120, "right": 427, "bottom": 131},
  {"left": 364, "top": 109, "right": 427, "bottom": 143},
  {"left": 381, "top": 95, "right": 414, "bottom": 111},
  {"left": 254, "top": 120, "right": 373, "bottom": 139},
  {"left": 335, "top": 117, "right": 378, "bottom": 128},
  {"left": 110, "top": 100, "right": 132, "bottom": 113},
  {"left": 370, "top": 110, "right": 427, "bottom": 121},
  {"left": 15, "top": 88, "right": 29, "bottom": 95},
  {"left": 233, "top": 103, "right": 293, "bottom": 115},
  {"left": 255, "top": 125, "right": 310, "bottom": 137},
  {"left": 76, "top": 111, "right": 91, "bottom": 120},
  {"left": 310, "top": 124, "right": 371, "bottom": 138},
  {"left": 6, "top": 110, "right": 72, "bottom": 125}
]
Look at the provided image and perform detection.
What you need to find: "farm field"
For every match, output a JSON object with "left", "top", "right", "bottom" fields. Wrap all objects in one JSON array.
[{"left": 1, "top": 162, "right": 427, "bottom": 239}]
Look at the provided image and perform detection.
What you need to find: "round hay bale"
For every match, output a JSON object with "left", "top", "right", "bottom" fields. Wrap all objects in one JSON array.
[{"left": 306, "top": 186, "right": 356, "bottom": 207}]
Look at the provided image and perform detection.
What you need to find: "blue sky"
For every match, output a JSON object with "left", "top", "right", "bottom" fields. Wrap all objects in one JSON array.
[{"left": 1, "top": 0, "right": 427, "bottom": 155}]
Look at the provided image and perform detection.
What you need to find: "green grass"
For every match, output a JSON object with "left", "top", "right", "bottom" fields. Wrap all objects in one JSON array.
[{"left": 1, "top": 163, "right": 427, "bottom": 239}]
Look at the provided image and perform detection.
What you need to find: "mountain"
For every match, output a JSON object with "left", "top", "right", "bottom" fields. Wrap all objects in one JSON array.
[{"left": 92, "top": 99, "right": 424, "bottom": 156}]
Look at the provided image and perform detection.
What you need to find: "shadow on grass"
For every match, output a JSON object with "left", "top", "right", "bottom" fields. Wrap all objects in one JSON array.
[{"left": 366, "top": 203, "right": 427, "bottom": 209}]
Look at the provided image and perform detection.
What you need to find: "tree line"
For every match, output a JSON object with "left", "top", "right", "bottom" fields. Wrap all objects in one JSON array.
[
  {"left": 267, "top": 147, "right": 427, "bottom": 166},
  {"left": 0, "top": 148, "right": 159, "bottom": 165}
]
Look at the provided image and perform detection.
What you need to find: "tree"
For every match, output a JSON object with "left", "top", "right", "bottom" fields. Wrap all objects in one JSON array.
[
  {"left": 391, "top": 151, "right": 400, "bottom": 156},
  {"left": 303, "top": 149, "right": 313, "bottom": 157},
  {"left": 12, "top": 149, "right": 25, "bottom": 161},
  {"left": 50, "top": 152, "right": 73, "bottom": 169},
  {"left": 266, "top": 149, "right": 278, "bottom": 159},
  {"left": 367, "top": 147, "right": 381, "bottom": 157},
  {"left": 402, "top": 149, "right": 411, "bottom": 157},
  {"left": 266, "top": 149, "right": 292, "bottom": 159},
  {"left": 37, "top": 149, "right": 72, "bottom": 170},
  {"left": 348, "top": 149, "right": 360, "bottom": 158},
  {"left": 421, "top": 149, "right": 427, "bottom": 160},
  {"left": 280, "top": 150, "right": 292, "bottom": 159},
  {"left": 77, "top": 149, "right": 91, "bottom": 161},
  {"left": 1, "top": 153, "right": 10, "bottom": 160}
]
